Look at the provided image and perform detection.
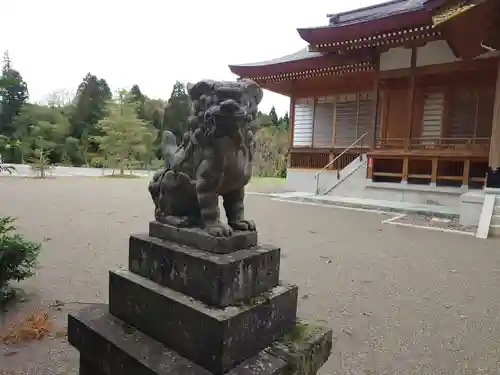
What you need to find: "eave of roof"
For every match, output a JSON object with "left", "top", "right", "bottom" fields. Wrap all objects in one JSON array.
[
  {"left": 229, "top": 48, "right": 372, "bottom": 78},
  {"left": 423, "top": 0, "right": 459, "bottom": 11},
  {"left": 297, "top": 0, "right": 432, "bottom": 45}
]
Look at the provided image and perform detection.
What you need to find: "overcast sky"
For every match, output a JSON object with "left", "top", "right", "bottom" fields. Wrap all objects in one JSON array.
[{"left": 2, "top": 0, "right": 382, "bottom": 117}]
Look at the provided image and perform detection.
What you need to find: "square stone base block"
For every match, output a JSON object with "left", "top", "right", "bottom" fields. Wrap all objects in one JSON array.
[
  {"left": 109, "top": 269, "right": 298, "bottom": 373},
  {"left": 149, "top": 221, "right": 257, "bottom": 254},
  {"left": 129, "top": 234, "right": 280, "bottom": 307},
  {"left": 68, "top": 304, "right": 333, "bottom": 375}
]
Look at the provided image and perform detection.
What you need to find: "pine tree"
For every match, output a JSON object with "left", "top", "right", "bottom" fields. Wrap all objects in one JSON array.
[
  {"left": 269, "top": 106, "right": 279, "bottom": 126},
  {"left": 69, "top": 73, "right": 112, "bottom": 159},
  {"left": 0, "top": 51, "right": 29, "bottom": 138},
  {"left": 163, "top": 81, "right": 191, "bottom": 143},
  {"left": 281, "top": 112, "right": 290, "bottom": 130},
  {"left": 128, "top": 84, "right": 146, "bottom": 119}
]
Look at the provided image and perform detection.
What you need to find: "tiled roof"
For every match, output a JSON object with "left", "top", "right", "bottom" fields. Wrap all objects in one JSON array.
[
  {"left": 230, "top": 48, "right": 323, "bottom": 67},
  {"left": 326, "top": 0, "right": 426, "bottom": 27}
]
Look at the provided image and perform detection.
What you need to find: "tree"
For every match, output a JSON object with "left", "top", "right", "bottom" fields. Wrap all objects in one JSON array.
[
  {"left": 70, "top": 73, "right": 111, "bottom": 140},
  {"left": 94, "top": 91, "right": 157, "bottom": 176},
  {"left": 143, "top": 98, "right": 165, "bottom": 130},
  {"left": 127, "top": 84, "right": 146, "bottom": 119},
  {"left": 255, "top": 111, "right": 273, "bottom": 127},
  {"left": 11, "top": 104, "right": 71, "bottom": 164},
  {"left": 163, "top": 81, "right": 191, "bottom": 143},
  {"left": 278, "top": 112, "right": 290, "bottom": 130},
  {"left": 0, "top": 51, "right": 29, "bottom": 140},
  {"left": 269, "top": 106, "right": 279, "bottom": 126}
]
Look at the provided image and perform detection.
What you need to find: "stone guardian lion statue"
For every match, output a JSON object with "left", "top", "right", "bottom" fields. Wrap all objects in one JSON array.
[{"left": 148, "top": 79, "right": 263, "bottom": 237}]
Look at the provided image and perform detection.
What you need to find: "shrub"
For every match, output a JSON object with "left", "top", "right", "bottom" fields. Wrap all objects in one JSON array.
[
  {"left": 28, "top": 149, "right": 53, "bottom": 179},
  {"left": 0, "top": 217, "right": 41, "bottom": 304},
  {"left": 253, "top": 127, "right": 288, "bottom": 178}
]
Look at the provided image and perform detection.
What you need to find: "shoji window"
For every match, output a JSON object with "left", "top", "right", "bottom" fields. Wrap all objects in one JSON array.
[
  {"left": 313, "top": 96, "right": 334, "bottom": 148},
  {"left": 448, "top": 88, "right": 494, "bottom": 139},
  {"left": 420, "top": 92, "right": 445, "bottom": 143},
  {"left": 334, "top": 93, "right": 372, "bottom": 147},
  {"left": 292, "top": 98, "right": 314, "bottom": 147},
  {"left": 448, "top": 90, "right": 476, "bottom": 138}
]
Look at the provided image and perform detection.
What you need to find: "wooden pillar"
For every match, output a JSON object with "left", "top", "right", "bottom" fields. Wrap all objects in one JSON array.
[
  {"left": 463, "top": 159, "right": 470, "bottom": 188},
  {"left": 431, "top": 158, "right": 438, "bottom": 186},
  {"left": 287, "top": 94, "right": 295, "bottom": 169},
  {"left": 370, "top": 55, "right": 381, "bottom": 150},
  {"left": 402, "top": 157, "right": 409, "bottom": 183},
  {"left": 288, "top": 95, "right": 295, "bottom": 150},
  {"left": 487, "top": 58, "right": 500, "bottom": 188},
  {"left": 407, "top": 47, "right": 417, "bottom": 145}
]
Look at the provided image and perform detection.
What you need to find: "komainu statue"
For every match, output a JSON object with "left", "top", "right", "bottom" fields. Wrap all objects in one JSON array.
[{"left": 148, "top": 79, "right": 263, "bottom": 237}]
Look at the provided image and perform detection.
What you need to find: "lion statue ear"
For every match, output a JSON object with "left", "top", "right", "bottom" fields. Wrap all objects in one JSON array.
[
  {"left": 240, "top": 79, "right": 263, "bottom": 106},
  {"left": 187, "top": 80, "right": 216, "bottom": 101}
]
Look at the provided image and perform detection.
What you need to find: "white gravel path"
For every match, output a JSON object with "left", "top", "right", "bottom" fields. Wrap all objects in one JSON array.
[{"left": 1, "top": 177, "right": 500, "bottom": 374}]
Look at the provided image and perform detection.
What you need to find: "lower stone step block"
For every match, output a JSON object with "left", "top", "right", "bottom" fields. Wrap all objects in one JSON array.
[
  {"left": 68, "top": 304, "right": 211, "bottom": 375},
  {"left": 265, "top": 321, "right": 334, "bottom": 375},
  {"left": 129, "top": 233, "right": 280, "bottom": 307},
  {"left": 68, "top": 304, "right": 291, "bottom": 374},
  {"left": 108, "top": 269, "right": 298, "bottom": 374},
  {"left": 79, "top": 358, "right": 105, "bottom": 375}
]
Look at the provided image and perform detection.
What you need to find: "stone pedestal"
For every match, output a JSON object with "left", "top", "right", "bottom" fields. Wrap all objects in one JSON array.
[{"left": 68, "top": 221, "right": 333, "bottom": 374}]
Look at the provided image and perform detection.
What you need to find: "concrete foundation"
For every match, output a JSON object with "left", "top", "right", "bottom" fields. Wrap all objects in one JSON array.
[{"left": 459, "top": 191, "right": 485, "bottom": 227}]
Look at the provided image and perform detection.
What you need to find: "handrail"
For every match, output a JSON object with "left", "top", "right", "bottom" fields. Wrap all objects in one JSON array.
[{"left": 314, "top": 132, "right": 368, "bottom": 195}]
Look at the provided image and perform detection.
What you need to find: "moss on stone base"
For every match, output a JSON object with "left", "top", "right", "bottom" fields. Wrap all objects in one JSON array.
[{"left": 266, "top": 319, "right": 333, "bottom": 375}]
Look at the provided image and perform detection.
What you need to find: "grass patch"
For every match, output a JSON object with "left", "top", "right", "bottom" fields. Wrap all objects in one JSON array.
[
  {"left": 101, "top": 174, "right": 142, "bottom": 179},
  {"left": 250, "top": 177, "right": 285, "bottom": 185}
]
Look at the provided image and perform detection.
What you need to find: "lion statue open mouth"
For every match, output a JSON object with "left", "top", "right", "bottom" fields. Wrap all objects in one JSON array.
[{"left": 148, "top": 79, "right": 263, "bottom": 237}]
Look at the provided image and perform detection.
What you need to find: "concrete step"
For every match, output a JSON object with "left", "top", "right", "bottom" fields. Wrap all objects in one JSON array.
[
  {"left": 323, "top": 155, "right": 366, "bottom": 195},
  {"left": 491, "top": 214, "right": 500, "bottom": 226},
  {"left": 494, "top": 205, "right": 500, "bottom": 215},
  {"left": 271, "top": 193, "right": 458, "bottom": 217},
  {"left": 490, "top": 225, "right": 500, "bottom": 237}
]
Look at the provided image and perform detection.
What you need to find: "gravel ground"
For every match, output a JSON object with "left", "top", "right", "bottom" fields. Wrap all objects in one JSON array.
[
  {"left": 388, "top": 214, "right": 478, "bottom": 234},
  {"left": 1, "top": 177, "right": 500, "bottom": 374}
]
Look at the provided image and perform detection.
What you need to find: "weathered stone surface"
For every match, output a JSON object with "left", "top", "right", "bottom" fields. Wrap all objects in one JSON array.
[
  {"left": 226, "top": 351, "right": 287, "bottom": 375},
  {"left": 148, "top": 80, "right": 263, "bottom": 238},
  {"left": 69, "top": 304, "right": 291, "bottom": 375},
  {"left": 108, "top": 269, "right": 298, "bottom": 374},
  {"left": 266, "top": 321, "right": 334, "bottom": 375},
  {"left": 80, "top": 357, "right": 105, "bottom": 375},
  {"left": 68, "top": 304, "right": 211, "bottom": 375},
  {"left": 129, "top": 233, "right": 280, "bottom": 307},
  {"left": 149, "top": 221, "right": 258, "bottom": 253}
]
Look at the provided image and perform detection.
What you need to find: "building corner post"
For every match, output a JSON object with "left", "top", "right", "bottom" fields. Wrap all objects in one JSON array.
[{"left": 487, "top": 57, "right": 500, "bottom": 188}]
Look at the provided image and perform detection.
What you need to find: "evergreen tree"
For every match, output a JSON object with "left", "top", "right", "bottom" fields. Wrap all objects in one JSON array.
[
  {"left": 269, "top": 106, "right": 279, "bottom": 126},
  {"left": 0, "top": 51, "right": 29, "bottom": 138},
  {"left": 280, "top": 112, "right": 290, "bottom": 130},
  {"left": 69, "top": 73, "right": 112, "bottom": 156},
  {"left": 128, "top": 84, "right": 146, "bottom": 119},
  {"left": 163, "top": 81, "right": 191, "bottom": 143}
]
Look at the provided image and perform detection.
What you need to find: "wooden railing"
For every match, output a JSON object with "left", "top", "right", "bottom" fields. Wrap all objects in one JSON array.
[
  {"left": 289, "top": 150, "right": 362, "bottom": 170},
  {"left": 315, "top": 133, "right": 368, "bottom": 195},
  {"left": 376, "top": 137, "right": 490, "bottom": 151}
]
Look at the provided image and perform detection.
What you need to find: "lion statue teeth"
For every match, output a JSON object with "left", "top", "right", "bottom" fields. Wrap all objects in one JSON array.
[{"left": 148, "top": 79, "right": 263, "bottom": 237}]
